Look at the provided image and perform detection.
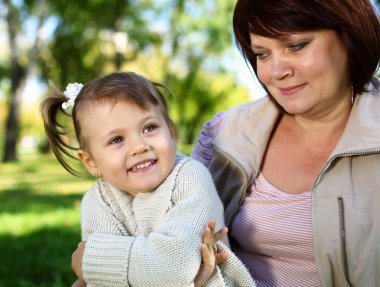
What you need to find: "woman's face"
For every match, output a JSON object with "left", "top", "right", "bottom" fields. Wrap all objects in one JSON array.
[{"left": 250, "top": 30, "right": 352, "bottom": 118}]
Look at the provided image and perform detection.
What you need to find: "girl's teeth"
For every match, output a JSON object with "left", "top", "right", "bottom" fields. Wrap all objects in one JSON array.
[{"left": 132, "top": 161, "right": 154, "bottom": 171}]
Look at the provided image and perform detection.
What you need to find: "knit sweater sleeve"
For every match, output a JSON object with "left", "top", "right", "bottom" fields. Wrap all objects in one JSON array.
[
  {"left": 80, "top": 185, "right": 135, "bottom": 286},
  {"left": 127, "top": 158, "right": 227, "bottom": 286},
  {"left": 81, "top": 158, "right": 227, "bottom": 287}
]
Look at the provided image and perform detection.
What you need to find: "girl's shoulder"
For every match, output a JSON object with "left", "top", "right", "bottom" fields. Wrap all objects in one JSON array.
[
  {"left": 175, "top": 152, "right": 211, "bottom": 177},
  {"left": 171, "top": 153, "right": 218, "bottom": 199}
]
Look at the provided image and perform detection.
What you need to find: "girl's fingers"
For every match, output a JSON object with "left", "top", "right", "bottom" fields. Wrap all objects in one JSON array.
[
  {"left": 213, "top": 227, "right": 228, "bottom": 242},
  {"left": 215, "top": 251, "right": 229, "bottom": 265}
]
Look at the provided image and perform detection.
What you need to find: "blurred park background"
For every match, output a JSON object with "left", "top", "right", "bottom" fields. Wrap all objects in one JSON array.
[{"left": 0, "top": 0, "right": 379, "bottom": 286}]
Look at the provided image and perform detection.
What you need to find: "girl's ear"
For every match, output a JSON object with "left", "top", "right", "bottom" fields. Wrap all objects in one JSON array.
[{"left": 77, "top": 149, "right": 99, "bottom": 177}]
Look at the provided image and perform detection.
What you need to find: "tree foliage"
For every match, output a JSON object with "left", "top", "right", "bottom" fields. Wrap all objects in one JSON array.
[{"left": 1, "top": 0, "right": 252, "bottom": 162}]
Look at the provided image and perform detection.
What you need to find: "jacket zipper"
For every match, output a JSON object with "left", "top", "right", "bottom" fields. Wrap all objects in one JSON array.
[
  {"left": 337, "top": 197, "right": 353, "bottom": 287},
  {"left": 313, "top": 149, "right": 380, "bottom": 187},
  {"left": 312, "top": 149, "right": 379, "bottom": 287}
]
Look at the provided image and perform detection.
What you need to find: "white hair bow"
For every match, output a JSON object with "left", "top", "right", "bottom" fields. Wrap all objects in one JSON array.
[{"left": 62, "top": 83, "right": 84, "bottom": 110}]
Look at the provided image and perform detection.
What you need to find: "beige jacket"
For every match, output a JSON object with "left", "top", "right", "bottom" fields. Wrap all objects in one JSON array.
[{"left": 199, "top": 78, "right": 380, "bottom": 287}]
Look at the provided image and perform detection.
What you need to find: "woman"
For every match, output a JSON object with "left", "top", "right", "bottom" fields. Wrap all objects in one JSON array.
[{"left": 192, "top": 0, "right": 380, "bottom": 286}]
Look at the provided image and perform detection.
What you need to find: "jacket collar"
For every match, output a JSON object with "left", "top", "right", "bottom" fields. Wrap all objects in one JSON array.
[
  {"left": 332, "top": 78, "right": 380, "bottom": 156},
  {"left": 216, "top": 78, "right": 380, "bottom": 179}
]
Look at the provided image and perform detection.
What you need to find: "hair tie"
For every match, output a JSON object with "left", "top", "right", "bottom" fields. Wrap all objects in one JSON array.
[{"left": 62, "top": 83, "right": 83, "bottom": 110}]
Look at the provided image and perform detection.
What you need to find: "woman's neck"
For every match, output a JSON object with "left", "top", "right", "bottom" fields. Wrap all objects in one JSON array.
[{"left": 285, "top": 97, "right": 352, "bottom": 140}]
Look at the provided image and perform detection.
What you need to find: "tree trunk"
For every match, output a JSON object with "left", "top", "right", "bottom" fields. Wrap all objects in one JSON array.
[
  {"left": 2, "top": 0, "right": 46, "bottom": 162},
  {"left": 2, "top": 64, "right": 27, "bottom": 162}
]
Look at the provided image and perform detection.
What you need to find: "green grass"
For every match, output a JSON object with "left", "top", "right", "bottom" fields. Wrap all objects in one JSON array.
[{"left": 0, "top": 151, "right": 93, "bottom": 287}]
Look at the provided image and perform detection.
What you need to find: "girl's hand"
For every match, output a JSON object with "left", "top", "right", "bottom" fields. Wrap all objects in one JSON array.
[
  {"left": 194, "top": 220, "right": 229, "bottom": 287},
  {"left": 72, "top": 241, "right": 86, "bottom": 281},
  {"left": 207, "top": 220, "right": 228, "bottom": 265}
]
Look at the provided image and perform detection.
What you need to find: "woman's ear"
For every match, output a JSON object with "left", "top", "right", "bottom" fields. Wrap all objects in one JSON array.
[{"left": 77, "top": 149, "right": 99, "bottom": 177}]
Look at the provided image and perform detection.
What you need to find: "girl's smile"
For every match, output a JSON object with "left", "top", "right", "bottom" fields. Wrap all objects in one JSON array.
[
  {"left": 128, "top": 159, "right": 157, "bottom": 173},
  {"left": 78, "top": 99, "right": 177, "bottom": 196}
]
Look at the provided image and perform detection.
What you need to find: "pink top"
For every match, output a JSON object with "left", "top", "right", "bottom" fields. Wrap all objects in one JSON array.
[
  {"left": 191, "top": 113, "right": 321, "bottom": 287},
  {"left": 231, "top": 172, "right": 321, "bottom": 287}
]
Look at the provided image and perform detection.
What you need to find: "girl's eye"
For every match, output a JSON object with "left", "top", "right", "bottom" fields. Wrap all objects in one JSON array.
[
  {"left": 288, "top": 41, "right": 309, "bottom": 51},
  {"left": 109, "top": 136, "right": 124, "bottom": 145},
  {"left": 143, "top": 124, "right": 158, "bottom": 134}
]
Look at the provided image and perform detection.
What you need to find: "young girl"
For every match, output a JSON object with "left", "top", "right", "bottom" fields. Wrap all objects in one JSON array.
[{"left": 40, "top": 72, "right": 255, "bottom": 287}]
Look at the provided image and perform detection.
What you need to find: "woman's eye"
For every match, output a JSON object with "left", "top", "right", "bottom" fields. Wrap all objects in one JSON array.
[
  {"left": 288, "top": 42, "right": 308, "bottom": 51},
  {"left": 109, "top": 136, "right": 124, "bottom": 145},
  {"left": 143, "top": 124, "right": 158, "bottom": 134},
  {"left": 254, "top": 51, "right": 268, "bottom": 60}
]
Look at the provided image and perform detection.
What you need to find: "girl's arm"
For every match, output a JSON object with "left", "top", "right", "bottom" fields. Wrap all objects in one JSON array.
[
  {"left": 72, "top": 222, "right": 229, "bottom": 287},
  {"left": 80, "top": 159, "right": 228, "bottom": 286}
]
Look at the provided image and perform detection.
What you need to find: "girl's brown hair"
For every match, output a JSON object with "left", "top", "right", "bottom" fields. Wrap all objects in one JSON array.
[
  {"left": 233, "top": 0, "right": 380, "bottom": 96},
  {"left": 40, "top": 72, "right": 176, "bottom": 176}
]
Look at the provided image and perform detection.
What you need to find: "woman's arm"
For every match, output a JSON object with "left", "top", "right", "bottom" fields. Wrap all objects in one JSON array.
[{"left": 191, "top": 112, "right": 225, "bottom": 167}]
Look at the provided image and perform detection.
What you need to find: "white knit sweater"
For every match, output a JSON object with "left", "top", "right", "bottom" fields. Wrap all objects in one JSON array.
[{"left": 80, "top": 153, "right": 255, "bottom": 287}]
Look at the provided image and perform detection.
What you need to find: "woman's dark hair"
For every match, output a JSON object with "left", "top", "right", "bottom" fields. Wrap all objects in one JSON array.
[
  {"left": 40, "top": 72, "right": 176, "bottom": 175},
  {"left": 233, "top": 0, "right": 380, "bottom": 96}
]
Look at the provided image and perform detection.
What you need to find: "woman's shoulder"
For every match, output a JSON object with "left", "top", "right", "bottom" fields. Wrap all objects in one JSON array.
[
  {"left": 200, "top": 96, "right": 274, "bottom": 136},
  {"left": 191, "top": 96, "right": 276, "bottom": 165},
  {"left": 367, "top": 77, "right": 380, "bottom": 94}
]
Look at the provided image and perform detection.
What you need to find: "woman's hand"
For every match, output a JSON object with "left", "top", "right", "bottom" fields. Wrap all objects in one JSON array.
[
  {"left": 71, "top": 278, "right": 87, "bottom": 287},
  {"left": 194, "top": 220, "right": 229, "bottom": 287},
  {"left": 72, "top": 241, "right": 86, "bottom": 281}
]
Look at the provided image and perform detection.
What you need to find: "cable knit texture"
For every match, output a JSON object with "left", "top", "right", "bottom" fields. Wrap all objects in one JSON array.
[{"left": 80, "top": 153, "right": 255, "bottom": 287}]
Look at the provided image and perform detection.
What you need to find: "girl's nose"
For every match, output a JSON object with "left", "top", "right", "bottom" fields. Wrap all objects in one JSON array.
[{"left": 130, "top": 137, "right": 149, "bottom": 156}]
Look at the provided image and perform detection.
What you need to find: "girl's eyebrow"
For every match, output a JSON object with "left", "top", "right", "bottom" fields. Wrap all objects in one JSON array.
[
  {"left": 101, "top": 116, "right": 162, "bottom": 140},
  {"left": 101, "top": 128, "right": 124, "bottom": 142}
]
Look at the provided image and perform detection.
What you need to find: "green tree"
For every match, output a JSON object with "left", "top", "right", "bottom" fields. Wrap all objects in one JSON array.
[
  {"left": 40, "top": 0, "right": 251, "bottom": 147},
  {"left": 1, "top": 0, "right": 251, "bottom": 161},
  {"left": 39, "top": 0, "right": 162, "bottom": 86},
  {"left": 1, "top": 0, "right": 161, "bottom": 161},
  {"left": 1, "top": 0, "right": 48, "bottom": 162},
  {"left": 133, "top": 0, "right": 251, "bottom": 145}
]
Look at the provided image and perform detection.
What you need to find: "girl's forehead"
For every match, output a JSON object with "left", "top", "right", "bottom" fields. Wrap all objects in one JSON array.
[
  {"left": 80, "top": 98, "right": 163, "bottom": 120},
  {"left": 82, "top": 97, "right": 147, "bottom": 111}
]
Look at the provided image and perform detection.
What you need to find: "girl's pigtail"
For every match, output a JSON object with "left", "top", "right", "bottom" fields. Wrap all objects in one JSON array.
[{"left": 40, "top": 88, "right": 80, "bottom": 176}]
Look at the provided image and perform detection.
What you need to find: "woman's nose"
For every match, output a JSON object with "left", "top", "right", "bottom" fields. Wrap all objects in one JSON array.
[{"left": 270, "top": 54, "right": 293, "bottom": 80}]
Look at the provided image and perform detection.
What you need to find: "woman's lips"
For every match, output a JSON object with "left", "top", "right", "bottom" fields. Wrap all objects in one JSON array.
[{"left": 279, "top": 83, "right": 307, "bottom": 96}]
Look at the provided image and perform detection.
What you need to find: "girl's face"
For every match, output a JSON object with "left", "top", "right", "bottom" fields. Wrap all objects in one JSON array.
[
  {"left": 250, "top": 30, "right": 352, "bottom": 118},
  {"left": 78, "top": 99, "right": 176, "bottom": 196}
]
